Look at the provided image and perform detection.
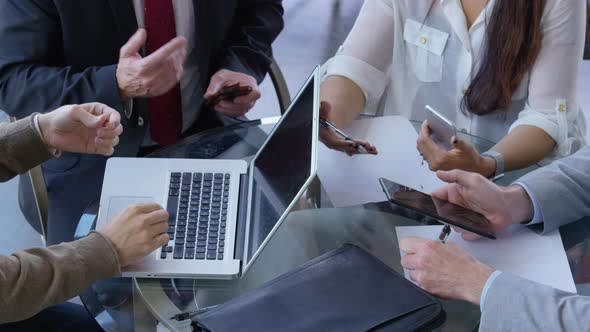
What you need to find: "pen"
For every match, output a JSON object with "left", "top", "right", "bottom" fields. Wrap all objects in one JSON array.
[
  {"left": 438, "top": 224, "right": 451, "bottom": 243},
  {"left": 319, "top": 118, "right": 369, "bottom": 154}
]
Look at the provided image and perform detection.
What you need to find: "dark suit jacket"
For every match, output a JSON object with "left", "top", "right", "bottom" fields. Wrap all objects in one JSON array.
[
  {"left": 0, "top": 0, "right": 284, "bottom": 154},
  {"left": 0, "top": 0, "right": 284, "bottom": 244}
]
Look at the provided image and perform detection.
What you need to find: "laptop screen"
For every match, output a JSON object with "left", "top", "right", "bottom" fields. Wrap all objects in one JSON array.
[{"left": 245, "top": 74, "right": 316, "bottom": 265}]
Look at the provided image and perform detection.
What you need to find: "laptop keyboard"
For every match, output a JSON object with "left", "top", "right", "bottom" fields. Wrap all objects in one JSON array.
[{"left": 161, "top": 172, "right": 230, "bottom": 261}]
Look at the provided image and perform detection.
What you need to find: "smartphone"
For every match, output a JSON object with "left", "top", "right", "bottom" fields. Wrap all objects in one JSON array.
[
  {"left": 206, "top": 83, "right": 253, "bottom": 107},
  {"left": 425, "top": 105, "right": 457, "bottom": 151},
  {"left": 379, "top": 177, "right": 496, "bottom": 239}
]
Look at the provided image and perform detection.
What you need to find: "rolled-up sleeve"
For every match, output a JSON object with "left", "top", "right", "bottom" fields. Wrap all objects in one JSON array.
[
  {"left": 322, "top": 0, "right": 393, "bottom": 109},
  {"left": 508, "top": 0, "right": 587, "bottom": 158}
]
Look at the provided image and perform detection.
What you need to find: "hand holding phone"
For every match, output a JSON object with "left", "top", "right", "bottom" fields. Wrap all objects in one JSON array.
[
  {"left": 425, "top": 105, "right": 457, "bottom": 151},
  {"left": 205, "top": 83, "right": 253, "bottom": 108}
]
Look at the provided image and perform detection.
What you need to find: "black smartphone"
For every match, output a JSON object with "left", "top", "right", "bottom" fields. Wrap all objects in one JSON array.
[
  {"left": 379, "top": 177, "right": 496, "bottom": 239},
  {"left": 205, "top": 83, "right": 253, "bottom": 107}
]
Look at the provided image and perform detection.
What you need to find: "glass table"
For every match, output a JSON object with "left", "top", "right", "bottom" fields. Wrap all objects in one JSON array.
[{"left": 78, "top": 119, "right": 590, "bottom": 332}]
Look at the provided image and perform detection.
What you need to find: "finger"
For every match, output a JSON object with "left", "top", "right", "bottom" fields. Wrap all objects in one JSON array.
[
  {"left": 399, "top": 237, "right": 428, "bottom": 254},
  {"left": 436, "top": 169, "right": 474, "bottom": 187},
  {"left": 401, "top": 253, "right": 420, "bottom": 270},
  {"left": 142, "top": 36, "right": 187, "bottom": 68},
  {"left": 97, "top": 146, "right": 115, "bottom": 156},
  {"left": 98, "top": 124, "right": 123, "bottom": 139},
  {"left": 461, "top": 232, "right": 482, "bottom": 241},
  {"left": 120, "top": 29, "right": 147, "bottom": 57},
  {"left": 431, "top": 185, "right": 451, "bottom": 201},
  {"left": 452, "top": 138, "right": 474, "bottom": 153},
  {"left": 79, "top": 103, "right": 121, "bottom": 128},
  {"left": 132, "top": 203, "right": 164, "bottom": 214},
  {"left": 96, "top": 135, "right": 120, "bottom": 149},
  {"left": 355, "top": 140, "right": 378, "bottom": 155},
  {"left": 215, "top": 101, "right": 248, "bottom": 117},
  {"left": 104, "top": 109, "right": 121, "bottom": 129},
  {"left": 154, "top": 233, "right": 170, "bottom": 248},
  {"left": 143, "top": 209, "right": 169, "bottom": 225},
  {"left": 409, "top": 270, "right": 422, "bottom": 284},
  {"left": 205, "top": 78, "right": 239, "bottom": 98},
  {"left": 420, "top": 120, "right": 432, "bottom": 137},
  {"left": 150, "top": 219, "right": 169, "bottom": 235},
  {"left": 73, "top": 107, "right": 108, "bottom": 129},
  {"left": 233, "top": 89, "right": 261, "bottom": 105}
]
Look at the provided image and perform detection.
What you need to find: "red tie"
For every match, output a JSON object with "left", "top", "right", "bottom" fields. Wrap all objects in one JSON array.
[{"left": 144, "top": 0, "right": 182, "bottom": 146}]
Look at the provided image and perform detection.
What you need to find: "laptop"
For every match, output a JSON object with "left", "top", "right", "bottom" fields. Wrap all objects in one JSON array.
[{"left": 96, "top": 66, "right": 320, "bottom": 279}]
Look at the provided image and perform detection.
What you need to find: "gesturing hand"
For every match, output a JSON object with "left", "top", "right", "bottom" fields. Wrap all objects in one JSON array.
[
  {"left": 99, "top": 203, "right": 169, "bottom": 267},
  {"left": 116, "top": 29, "right": 187, "bottom": 100},
  {"left": 431, "top": 169, "right": 535, "bottom": 240},
  {"left": 204, "top": 69, "right": 261, "bottom": 117},
  {"left": 38, "top": 103, "right": 123, "bottom": 156}
]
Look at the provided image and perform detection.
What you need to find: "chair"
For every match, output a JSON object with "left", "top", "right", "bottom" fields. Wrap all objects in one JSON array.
[
  {"left": 15, "top": 58, "right": 291, "bottom": 244},
  {"left": 269, "top": 57, "right": 292, "bottom": 115},
  {"left": 8, "top": 116, "right": 49, "bottom": 245}
]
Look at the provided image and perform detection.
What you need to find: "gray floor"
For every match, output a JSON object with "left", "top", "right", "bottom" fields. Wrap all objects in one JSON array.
[{"left": 0, "top": 0, "right": 363, "bottom": 253}]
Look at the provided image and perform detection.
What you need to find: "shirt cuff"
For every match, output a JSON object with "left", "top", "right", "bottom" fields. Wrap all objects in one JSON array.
[
  {"left": 322, "top": 54, "right": 388, "bottom": 109},
  {"left": 33, "top": 113, "right": 61, "bottom": 157},
  {"left": 514, "top": 182, "right": 544, "bottom": 224},
  {"left": 480, "top": 270, "right": 502, "bottom": 310}
]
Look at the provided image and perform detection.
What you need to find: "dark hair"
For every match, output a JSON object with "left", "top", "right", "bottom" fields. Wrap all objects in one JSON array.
[{"left": 426, "top": 1, "right": 546, "bottom": 115}]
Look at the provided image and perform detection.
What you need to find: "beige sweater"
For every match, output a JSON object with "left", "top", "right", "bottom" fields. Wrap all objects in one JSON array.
[{"left": 0, "top": 116, "right": 120, "bottom": 323}]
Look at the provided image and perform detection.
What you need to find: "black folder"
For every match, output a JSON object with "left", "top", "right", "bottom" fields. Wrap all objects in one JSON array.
[{"left": 191, "top": 244, "right": 445, "bottom": 331}]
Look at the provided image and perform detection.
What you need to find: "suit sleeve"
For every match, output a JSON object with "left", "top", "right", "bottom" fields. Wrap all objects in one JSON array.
[
  {"left": 480, "top": 273, "right": 590, "bottom": 332},
  {"left": 215, "top": 0, "right": 284, "bottom": 83},
  {"left": 0, "top": 115, "right": 54, "bottom": 182},
  {"left": 0, "top": 232, "right": 120, "bottom": 323},
  {"left": 0, "top": 0, "right": 124, "bottom": 119},
  {"left": 517, "top": 146, "right": 590, "bottom": 233}
]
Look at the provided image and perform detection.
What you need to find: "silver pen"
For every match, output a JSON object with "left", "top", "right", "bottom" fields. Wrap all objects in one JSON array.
[{"left": 319, "top": 118, "right": 369, "bottom": 154}]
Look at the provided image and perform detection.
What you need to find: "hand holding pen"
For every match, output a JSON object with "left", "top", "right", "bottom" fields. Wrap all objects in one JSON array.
[{"left": 319, "top": 101, "right": 378, "bottom": 156}]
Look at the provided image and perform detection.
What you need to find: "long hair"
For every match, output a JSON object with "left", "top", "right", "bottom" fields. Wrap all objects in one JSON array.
[{"left": 425, "top": 1, "right": 546, "bottom": 115}]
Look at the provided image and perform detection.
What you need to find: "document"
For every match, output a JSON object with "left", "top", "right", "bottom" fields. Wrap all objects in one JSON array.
[
  {"left": 318, "top": 116, "right": 446, "bottom": 207},
  {"left": 395, "top": 225, "right": 577, "bottom": 293}
]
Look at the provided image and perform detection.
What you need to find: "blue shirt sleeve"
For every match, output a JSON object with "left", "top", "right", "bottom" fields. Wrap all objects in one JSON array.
[
  {"left": 480, "top": 270, "right": 502, "bottom": 310},
  {"left": 513, "top": 182, "right": 543, "bottom": 224}
]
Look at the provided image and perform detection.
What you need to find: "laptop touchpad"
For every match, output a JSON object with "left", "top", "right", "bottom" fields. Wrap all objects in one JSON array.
[{"left": 106, "top": 196, "right": 156, "bottom": 221}]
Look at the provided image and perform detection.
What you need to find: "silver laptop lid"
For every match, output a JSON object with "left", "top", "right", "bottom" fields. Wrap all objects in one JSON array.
[{"left": 241, "top": 66, "right": 320, "bottom": 274}]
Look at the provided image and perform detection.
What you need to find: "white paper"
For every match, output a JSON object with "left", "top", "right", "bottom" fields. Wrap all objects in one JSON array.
[
  {"left": 395, "top": 225, "right": 577, "bottom": 293},
  {"left": 318, "top": 116, "right": 446, "bottom": 207}
]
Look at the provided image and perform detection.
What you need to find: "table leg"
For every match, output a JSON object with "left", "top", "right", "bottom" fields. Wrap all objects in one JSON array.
[{"left": 133, "top": 280, "right": 158, "bottom": 332}]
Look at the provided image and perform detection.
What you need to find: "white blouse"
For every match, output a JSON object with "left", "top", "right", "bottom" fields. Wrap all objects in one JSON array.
[{"left": 324, "top": 0, "right": 587, "bottom": 159}]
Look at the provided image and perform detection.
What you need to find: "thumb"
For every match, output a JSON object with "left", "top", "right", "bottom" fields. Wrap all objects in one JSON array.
[
  {"left": 120, "top": 29, "right": 147, "bottom": 58},
  {"left": 436, "top": 169, "right": 470, "bottom": 186},
  {"left": 74, "top": 108, "right": 107, "bottom": 129},
  {"left": 452, "top": 137, "right": 474, "bottom": 153}
]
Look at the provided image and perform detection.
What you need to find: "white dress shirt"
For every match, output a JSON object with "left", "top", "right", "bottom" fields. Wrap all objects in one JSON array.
[
  {"left": 324, "top": 0, "right": 587, "bottom": 160},
  {"left": 132, "top": 0, "right": 201, "bottom": 137}
]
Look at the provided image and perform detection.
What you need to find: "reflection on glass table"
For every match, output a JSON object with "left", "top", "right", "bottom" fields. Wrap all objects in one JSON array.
[{"left": 77, "top": 119, "right": 590, "bottom": 332}]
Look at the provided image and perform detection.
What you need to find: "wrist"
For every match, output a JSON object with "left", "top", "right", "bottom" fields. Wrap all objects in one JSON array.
[
  {"left": 115, "top": 66, "right": 133, "bottom": 101},
  {"left": 477, "top": 155, "right": 496, "bottom": 178},
  {"left": 503, "top": 185, "right": 535, "bottom": 224},
  {"left": 37, "top": 113, "right": 54, "bottom": 149},
  {"left": 461, "top": 262, "right": 494, "bottom": 305}
]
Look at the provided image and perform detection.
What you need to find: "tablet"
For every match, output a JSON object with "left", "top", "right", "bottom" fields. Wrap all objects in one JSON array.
[{"left": 379, "top": 177, "right": 496, "bottom": 239}]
